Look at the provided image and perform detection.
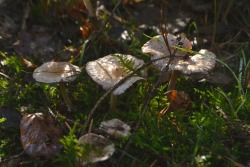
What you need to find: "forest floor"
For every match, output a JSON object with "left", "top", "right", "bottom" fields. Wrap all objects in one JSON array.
[{"left": 0, "top": 0, "right": 250, "bottom": 166}]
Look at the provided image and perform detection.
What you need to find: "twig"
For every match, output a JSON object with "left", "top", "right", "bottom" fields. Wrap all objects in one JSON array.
[
  {"left": 0, "top": 71, "right": 10, "bottom": 79},
  {"left": 0, "top": 151, "right": 25, "bottom": 163}
]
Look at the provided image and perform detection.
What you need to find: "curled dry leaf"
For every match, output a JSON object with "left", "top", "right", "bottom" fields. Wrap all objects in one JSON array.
[
  {"left": 168, "top": 90, "right": 191, "bottom": 111},
  {"left": 80, "top": 22, "right": 94, "bottom": 39},
  {"left": 20, "top": 56, "right": 37, "bottom": 70},
  {"left": 157, "top": 90, "right": 190, "bottom": 123},
  {"left": 20, "top": 113, "right": 63, "bottom": 158}
]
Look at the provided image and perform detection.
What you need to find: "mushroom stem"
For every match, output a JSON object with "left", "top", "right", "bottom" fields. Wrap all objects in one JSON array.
[
  {"left": 59, "top": 82, "right": 73, "bottom": 112},
  {"left": 167, "top": 70, "right": 180, "bottom": 91},
  {"left": 109, "top": 94, "right": 118, "bottom": 112}
]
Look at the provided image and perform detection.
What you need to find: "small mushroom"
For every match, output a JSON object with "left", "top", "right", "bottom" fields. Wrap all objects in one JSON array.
[
  {"left": 86, "top": 54, "right": 146, "bottom": 112},
  {"left": 142, "top": 34, "right": 192, "bottom": 71},
  {"left": 99, "top": 118, "right": 131, "bottom": 138},
  {"left": 168, "top": 49, "right": 216, "bottom": 90},
  {"left": 142, "top": 34, "right": 216, "bottom": 90},
  {"left": 77, "top": 133, "right": 115, "bottom": 166},
  {"left": 20, "top": 113, "right": 62, "bottom": 158},
  {"left": 33, "top": 62, "right": 81, "bottom": 111}
]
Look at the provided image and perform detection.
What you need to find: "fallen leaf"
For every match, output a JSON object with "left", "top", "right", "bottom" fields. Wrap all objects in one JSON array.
[
  {"left": 167, "top": 90, "right": 191, "bottom": 111},
  {"left": 20, "top": 56, "right": 37, "bottom": 70},
  {"left": 80, "top": 22, "right": 94, "bottom": 39}
]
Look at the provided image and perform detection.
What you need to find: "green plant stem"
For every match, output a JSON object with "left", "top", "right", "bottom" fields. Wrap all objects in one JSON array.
[
  {"left": 167, "top": 70, "right": 180, "bottom": 91},
  {"left": 59, "top": 82, "right": 72, "bottom": 112},
  {"left": 109, "top": 94, "right": 118, "bottom": 112}
]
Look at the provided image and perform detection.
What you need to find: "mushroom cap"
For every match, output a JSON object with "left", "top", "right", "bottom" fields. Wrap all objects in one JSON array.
[
  {"left": 33, "top": 62, "right": 81, "bottom": 83},
  {"left": 169, "top": 49, "right": 216, "bottom": 74},
  {"left": 86, "top": 54, "right": 146, "bottom": 95},
  {"left": 20, "top": 113, "right": 62, "bottom": 158},
  {"left": 78, "top": 133, "right": 115, "bottom": 165},
  {"left": 99, "top": 118, "right": 131, "bottom": 138},
  {"left": 141, "top": 34, "right": 192, "bottom": 71}
]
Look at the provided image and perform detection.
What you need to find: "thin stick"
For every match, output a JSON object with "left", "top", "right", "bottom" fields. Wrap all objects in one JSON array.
[
  {"left": 0, "top": 151, "right": 25, "bottom": 163},
  {"left": 0, "top": 72, "right": 10, "bottom": 79}
]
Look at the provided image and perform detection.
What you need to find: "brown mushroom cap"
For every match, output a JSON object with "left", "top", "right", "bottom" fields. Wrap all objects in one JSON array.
[
  {"left": 33, "top": 62, "right": 81, "bottom": 83},
  {"left": 86, "top": 54, "right": 146, "bottom": 95},
  {"left": 20, "top": 113, "right": 62, "bottom": 158},
  {"left": 78, "top": 133, "right": 115, "bottom": 165},
  {"left": 141, "top": 34, "right": 192, "bottom": 71}
]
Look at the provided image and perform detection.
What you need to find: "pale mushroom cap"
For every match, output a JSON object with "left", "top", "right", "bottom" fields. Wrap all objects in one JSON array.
[
  {"left": 33, "top": 62, "right": 81, "bottom": 83},
  {"left": 86, "top": 54, "right": 146, "bottom": 95},
  {"left": 78, "top": 133, "right": 115, "bottom": 165},
  {"left": 142, "top": 34, "right": 192, "bottom": 71},
  {"left": 169, "top": 49, "right": 216, "bottom": 74},
  {"left": 142, "top": 35, "right": 216, "bottom": 74},
  {"left": 99, "top": 118, "right": 131, "bottom": 138}
]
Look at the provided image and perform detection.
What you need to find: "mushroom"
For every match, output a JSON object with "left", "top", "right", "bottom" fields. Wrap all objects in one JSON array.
[
  {"left": 142, "top": 34, "right": 216, "bottom": 90},
  {"left": 20, "top": 113, "right": 62, "bottom": 158},
  {"left": 99, "top": 118, "right": 131, "bottom": 138},
  {"left": 33, "top": 62, "right": 81, "bottom": 111},
  {"left": 77, "top": 133, "right": 115, "bottom": 166},
  {"left": 86, "top": 54, "right": 146, "bottom": 112}
]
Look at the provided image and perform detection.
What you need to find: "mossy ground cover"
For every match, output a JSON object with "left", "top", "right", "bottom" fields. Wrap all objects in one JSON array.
[{"left": 0, "top": 0, "right": 250, "bottom": 166}]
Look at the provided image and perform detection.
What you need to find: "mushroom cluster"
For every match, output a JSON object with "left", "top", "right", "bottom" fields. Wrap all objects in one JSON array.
[
  {"left": 20, "top": 32, "right": 217, "bottom": 164},
  {"left": 142, "top": 33, "right": 216, "bottom": 90}
]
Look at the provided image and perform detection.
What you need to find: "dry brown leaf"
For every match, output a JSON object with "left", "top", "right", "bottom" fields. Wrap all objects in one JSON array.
[
  {"left": 80, "top": 22, "right": 94, "bottom": 39},
  {"left": 20, "top": 113, "right": 62, "bottom": 158},
  {"left": 167, "top": 90, "right": 191, "bottom": 111},
  {"left": 20, "top": 56, "right": 37, "bottom": 70}
]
